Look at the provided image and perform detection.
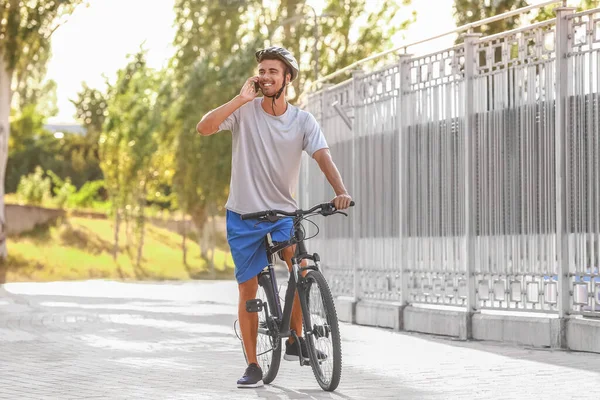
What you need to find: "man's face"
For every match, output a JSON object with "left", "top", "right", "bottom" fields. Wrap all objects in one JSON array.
[{"left": 258, "top": 59, "right": 289, "bottom": 97}]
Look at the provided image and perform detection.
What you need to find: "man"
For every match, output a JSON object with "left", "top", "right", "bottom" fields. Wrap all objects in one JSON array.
[{"left": 196, "top": 46, "right": 352, "bottom": 388}]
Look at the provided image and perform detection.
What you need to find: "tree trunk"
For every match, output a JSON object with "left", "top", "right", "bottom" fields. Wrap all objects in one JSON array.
[
  {"left": 181, "top": 211, "right": 188, "bottom": 266},
  {"left": 190, "top": 205, "right": 208, "bottom": 269},
  {"left": 0, "top": 52, "right": 13, "bottom": 259},
  {"left": 202, "top": 222, "right": 216, "bottom": 277},
  {"left": 209, "top": 212, "right": 217, "bottom": 277},
  {"left": 200, "top": 222, "right": 210, "bottom": 260},
  {"left": 201, "top": 203, "right": 218, "bottom": 277},
  {"left": 113, "top": 207, "right": 121, "bottom": 261},
  {"left": 125, "top": 207, "right": 131, "bottom": 251},
  {"left": 136, "top": 188, "right": 146, "bottom": 269}
]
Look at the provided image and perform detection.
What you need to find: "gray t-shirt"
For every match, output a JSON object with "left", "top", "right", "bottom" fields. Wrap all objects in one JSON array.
[{"left": 218, "top": 98, "right": 328, "bottom": 214}]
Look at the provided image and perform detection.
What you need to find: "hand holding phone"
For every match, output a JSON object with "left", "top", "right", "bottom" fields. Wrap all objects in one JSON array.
[{"left": 240, "top": 77, "right": 260, "bottom": 102}]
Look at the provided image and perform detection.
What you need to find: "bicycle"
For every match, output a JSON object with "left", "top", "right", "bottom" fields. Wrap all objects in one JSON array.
[{"left": 234, "top": 201, "right": 354, "bottom": 392}]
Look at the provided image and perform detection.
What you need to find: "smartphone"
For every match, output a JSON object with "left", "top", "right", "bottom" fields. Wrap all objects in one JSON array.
[{"left": 254, "top": 81, "right": 261, "bottom": 93}]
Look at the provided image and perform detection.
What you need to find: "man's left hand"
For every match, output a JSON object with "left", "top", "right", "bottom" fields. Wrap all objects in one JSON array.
[{"left": 332, "top": 193, "right": 352, "bottom": 210}]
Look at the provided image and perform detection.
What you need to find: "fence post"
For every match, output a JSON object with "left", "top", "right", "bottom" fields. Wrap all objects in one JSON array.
[
  {"left": 462, "top": 32, "right": 481, "bottom": 339},
  {"left": 351, "top": 70, "right": 363, "bottom": 306},
  {"left": 397, "top": 54, "right": 412, "bottom": 311},
  {"left": 554, "top": 5, "right": 576, "bottom": 348}
]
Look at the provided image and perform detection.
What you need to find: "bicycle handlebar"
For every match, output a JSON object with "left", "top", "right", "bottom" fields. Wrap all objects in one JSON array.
[{"left": 240, "top": 201, "right": 355, "bottom": 221}]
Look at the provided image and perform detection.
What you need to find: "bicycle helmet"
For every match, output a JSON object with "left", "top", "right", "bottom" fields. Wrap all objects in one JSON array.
[{"left": 255, "top": 46, "right": 299, "bottom": 82}]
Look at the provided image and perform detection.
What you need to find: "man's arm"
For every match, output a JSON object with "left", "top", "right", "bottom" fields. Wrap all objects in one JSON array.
[
  {"left": 313, "top": 148, "right": 353, "bottom": 210},
  {"left": 196, "top": 96, "right": 246, "bottom": 136},
  {"left": 196, "top": 76, "right": 258, "bottom": 136}
]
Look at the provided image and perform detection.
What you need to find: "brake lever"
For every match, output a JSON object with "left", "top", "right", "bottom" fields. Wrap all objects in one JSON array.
[
  {"left": 253, "top": 213, "right": 279, "bottom": 227},
  {"left": 320, "top": 203, "right": 336, "bottom": 216},
  {"left": 321, "top": 208, "right": 348, "bottom": 217},
  {"left": 266, "top": 214, "right": 280, "bottom": 223}
]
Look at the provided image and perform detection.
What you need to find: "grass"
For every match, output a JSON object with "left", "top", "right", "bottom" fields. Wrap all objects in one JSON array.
[{"left": 1, "top": 216, "right": 234, "bottom": 283}]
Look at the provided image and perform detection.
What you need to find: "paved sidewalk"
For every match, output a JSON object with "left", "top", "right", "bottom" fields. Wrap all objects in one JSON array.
[{"left": 1, "top": 280, "right": 599, "bottom": 399}]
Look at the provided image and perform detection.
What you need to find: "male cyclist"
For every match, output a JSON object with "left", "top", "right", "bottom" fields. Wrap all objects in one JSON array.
[{"left": 196, "top": 46, "right": 352, "bottom": 388}]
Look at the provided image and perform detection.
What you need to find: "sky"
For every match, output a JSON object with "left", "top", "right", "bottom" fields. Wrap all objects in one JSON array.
[{"left": 45, "top": 0, "right": 458, "bottom": 124}]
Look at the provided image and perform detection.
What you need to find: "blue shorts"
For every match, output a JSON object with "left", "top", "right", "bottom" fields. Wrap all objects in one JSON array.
[{"left": 226, "top": 209, "right": 294, "bottom": 283}]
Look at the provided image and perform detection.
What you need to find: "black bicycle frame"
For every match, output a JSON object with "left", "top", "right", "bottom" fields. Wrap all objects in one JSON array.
[{"left": 261, "top": 221, "right": 320, "bottom": 339}]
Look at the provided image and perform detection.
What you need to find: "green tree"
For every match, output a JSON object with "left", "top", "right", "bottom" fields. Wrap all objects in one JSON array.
[
  {"left": 453, "top": 0, "right": 599, "bottom": 36},
  {"left": 8, "top": 103, "right": 46, "bottom": 152},
  {"left": 6, "top": 75, "right": 102, "bottom": 193},
  {"left": 173, "top": 57, "right": 238, "bottom": 272},
  {"left": 0, "top": 0, "right": 84, "bottom": 258},
  {"left": 100, "top": 50, "right": 164, "bottom": 269},
  {"left": 534, "top": 0, "right": 598, "bottom": 22},
  {"left": 7, "top": 128, "right": 103, "bottom": 194},
  {"left": 315, "top": 0, "right": 413, "bottom": 86},
  {"left": 71, "top": 82, "right": 109, "bottom": 144},
  {"left": 453, "top": 0, "right": 527, "bottom": 37},
  {"left": 69, "top": 82, "right": 109, "bottom": 197}
]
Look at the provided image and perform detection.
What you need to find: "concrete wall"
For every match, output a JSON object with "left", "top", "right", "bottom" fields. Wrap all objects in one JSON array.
[
  {"left": 5, "top": 204, "right": 225, "bottom": 237},
  {"left": 335, "top": 297, "right": 600, "bottom": 354},
  {"left": 69, "top": 209, "right": 206, "bottom": 235},
  {"left": 566, "top": 318, "right": 600, "bottom": 353},
  {"left": 5, "top": 204, "right": 65, "bottom": 235}
]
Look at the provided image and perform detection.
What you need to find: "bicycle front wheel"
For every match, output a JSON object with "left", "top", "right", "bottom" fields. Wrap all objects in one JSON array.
[{"left": 300, "top": 270, "right": 342, "bottom": 391}]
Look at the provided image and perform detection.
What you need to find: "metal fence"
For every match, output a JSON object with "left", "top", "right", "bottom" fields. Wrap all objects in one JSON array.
[{"left": 301, "top": 4, "right": 600, "bottom": 318}]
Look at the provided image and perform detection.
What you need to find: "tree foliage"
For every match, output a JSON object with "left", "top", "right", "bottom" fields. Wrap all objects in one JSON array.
[
  {"left": 71, "top": 82, "right": 108, "bottom": 143},
  {"left": 99, "top": 50, "right": 167, "bottom": 266},
  {"left": 0, "top": 0, "right": 84, "bottom": 258},
  {"left": 453, "top": 0, "right": 527, "bottom": 37},
  {"left": 4, "top": 0, "right": 414, "bottom": 266}
]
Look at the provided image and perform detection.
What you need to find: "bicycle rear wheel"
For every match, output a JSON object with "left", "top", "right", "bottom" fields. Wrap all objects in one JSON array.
[
  {"left": 254, "top": 273, "right": 282, "bottom": 384},
  {"left": 300, "top": 270, "right": 342, "bottom": 391}
]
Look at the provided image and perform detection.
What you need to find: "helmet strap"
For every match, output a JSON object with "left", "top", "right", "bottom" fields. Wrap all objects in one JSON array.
[
  {"left": 275, "top": 74, "right": 287, "bottom": 100},
  {"left": 262, "top": 70, "right": 289, "bottom": 116}
]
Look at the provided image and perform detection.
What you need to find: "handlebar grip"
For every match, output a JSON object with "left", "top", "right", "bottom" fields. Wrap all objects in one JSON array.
[
  {"left": 350, "top": 201, "right": 355, "bottom": 207},
  {"left": 240, "top": 211, "right": 267, "bottom": 220}
]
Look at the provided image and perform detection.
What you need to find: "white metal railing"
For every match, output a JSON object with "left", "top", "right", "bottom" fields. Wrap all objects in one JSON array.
[{"left": 301, "top": 4, "right": 600, "bottom": 319}]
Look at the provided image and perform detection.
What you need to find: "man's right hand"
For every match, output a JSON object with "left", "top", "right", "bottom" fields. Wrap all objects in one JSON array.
[{"left": 239, "top": 76, "right": 259, "bottom": 103}]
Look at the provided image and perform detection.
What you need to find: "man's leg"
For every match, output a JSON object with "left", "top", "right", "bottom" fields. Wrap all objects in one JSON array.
[
  {"left": 281, "top": 245, "right": 305, "bottom": 343},
  {"left": 238, "top": 276, "right": 259, "bottom": 364}
]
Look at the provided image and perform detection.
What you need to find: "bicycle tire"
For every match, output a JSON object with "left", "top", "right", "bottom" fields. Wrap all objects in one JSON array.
[
  {"left": 255, "top": 273, "right": 282, "bottom": 384},
  {"left": 299, "top": 270, "right": 342, "bottom": 391}
]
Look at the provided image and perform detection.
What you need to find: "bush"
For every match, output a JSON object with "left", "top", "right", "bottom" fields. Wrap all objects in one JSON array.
[
  {"left": 15, "top": 167, "right": 106, "bottom": 210},
  {"left": 47, "top": 170, "right": 77, "bottom": 208},
  {"left": 6, "top": 130, "right": 103, "bottom": 194},
  {"left": 68, "top": 180, "right": 106, "bottom": 209},
  {"left": 16, "top": 166, "right": 52, "bottom": 205}
]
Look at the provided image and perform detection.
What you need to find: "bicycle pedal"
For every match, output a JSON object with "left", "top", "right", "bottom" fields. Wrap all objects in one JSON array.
[{"left": 245, "top": 298, "right": 264, "bottom": 313}]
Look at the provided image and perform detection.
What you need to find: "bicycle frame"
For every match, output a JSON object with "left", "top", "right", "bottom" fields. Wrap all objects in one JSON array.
[{"left": 259, "top": 220, "right": 320, "bottom": 340}]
